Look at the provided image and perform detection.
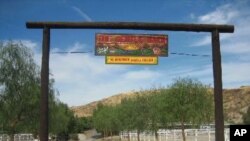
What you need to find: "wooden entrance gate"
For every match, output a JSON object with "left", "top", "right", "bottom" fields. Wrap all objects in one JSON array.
[{"left": 26, "top": 21, "right": 234, "bottom": 141}]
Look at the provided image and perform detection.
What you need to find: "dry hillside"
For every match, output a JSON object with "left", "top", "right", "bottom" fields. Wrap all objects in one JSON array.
[
  {"left": 71, "top": 86, "right": 250, "bottom": 124},
  {"left": 71, "top": 91, "right": 136, "bottom": 117},
  {"left": 223, "top": 86, "right": 250, "bottom": 123}
]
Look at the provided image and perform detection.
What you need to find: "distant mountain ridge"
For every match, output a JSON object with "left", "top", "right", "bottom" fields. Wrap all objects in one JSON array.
[{"left": 71, "top": 86, "right": 250, "bottom": 124}]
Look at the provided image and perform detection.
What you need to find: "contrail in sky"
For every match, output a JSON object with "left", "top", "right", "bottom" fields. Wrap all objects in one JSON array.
[{"left": 72, "top": 6, "right": 93, "bottom": 22}]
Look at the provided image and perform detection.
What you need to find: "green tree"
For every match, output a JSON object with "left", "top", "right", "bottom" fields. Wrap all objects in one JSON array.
[
  {"left": 67, "top": 116, "right": 93, "bottom": 134},
  {"left": 0, "top": 41, "right": 40, "bottom": 141},
  {"left": 92, "top": 79, "right": 213, "bottom": 141},
  {"left": 147, "top": 88, "right": 169, "bottom": 141},
  {"left": 50, "top": 101, "right": 71, "bottom": 134},
  {"left": 119, "top": 98, "right": 136, "bottom": 141},
  {"left": 167, "top": 77, "right": 214, "bottom": 141},
  {"left": 132, "top": 95, "right": 150, "bottom": 141},
  {"left": 93, "top": 104, "right": 121, "bottom": 138},
  {"left": 119, "top": 93, "right": 150, "bottom": 141},
  {"left": 47, "top": 79, "right": 80, "bottom": 138},
  {"left": 75, "top": 117, "right": 93, "bottom": 132},
  {"left": 0, "top": 41, "right": 78, "bottom": 140}
]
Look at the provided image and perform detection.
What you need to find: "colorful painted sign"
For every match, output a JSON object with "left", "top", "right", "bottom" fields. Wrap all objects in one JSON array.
[
  {"left": 95, "top": 33, "right": 168, "bottom": 56},
  {"left": 106, "top": 56, "right": 158, "bottom": 65}
]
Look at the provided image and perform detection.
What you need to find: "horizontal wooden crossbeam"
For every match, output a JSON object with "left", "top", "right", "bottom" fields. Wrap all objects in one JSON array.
[{"left": 26, "top": 22, "right": 234, "bottom": 33}]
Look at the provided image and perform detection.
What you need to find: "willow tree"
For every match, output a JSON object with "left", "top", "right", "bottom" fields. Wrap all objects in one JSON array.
[
  {"left": 119, "top": 93, "right": 151, "bottom": 141},
  {"left": 167, "top": 77, "right": 214, "bottom": 141},
  {"left": 0, "top": 41, "right": 40, "bottom": 141},
  {"left": 146, "top": 88, "right": 165, "bottom": 141},
  {"left": 93, "top": 104, "right": 121, "bottom": 138}
]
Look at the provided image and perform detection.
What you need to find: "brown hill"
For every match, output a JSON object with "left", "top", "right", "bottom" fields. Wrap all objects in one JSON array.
[
  {"left": 71, "top": 91, "right": 136, "bottom": 117},
  {"left": 223, "top": 86, "right": 250, "bottom": 123},
  {"left": 71, "top": 86, "right": 250, "bottom": 124}
]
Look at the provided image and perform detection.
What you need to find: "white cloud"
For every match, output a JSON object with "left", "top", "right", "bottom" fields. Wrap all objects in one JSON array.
[
  {"left": 19, "top": 40, "right": 38, "bottom": 49},
  {"left": 190, "top": 1, "right": 250, "bottom": 62},
  {"left": 123, "top": 69, "right": 161, "bottom": 80},
  {"left": 222, "top": 42, "right": 250, "bottom": 54},
  {"left": 165, "top": 62, "right": 250, "bottom": 88},
  {"left": 198, "top": 4, "right": 239, "bottom": 24},
  {"left": 5, "top": 39, "right": 250, "bottom": 106},
  {"left": 191, "top": 34, "right": 233, "bottom": 47},
  {"left": 191, "top": 36, "right": 211, "bottom": 47},
  {"left": 167, "top": 65, "right": 213, "bottom": 86},
  {"left": 223, "top": 62, "right": 250, "bottom": 83},
  {"left": 26, "top": 41, "right": 125, "bottom": 105},
  {"left": 2, "top": 39, "right": 38, "bottom": 50},
  {"left": 71, "top": 6, "right": 92, "bottom": 22},
  {"left": 29, "top": 42, "right": 167, "bottom": 106},
  {"left": 51, "top": 57, "right": 128, "bottom": 105},
  {"left": 189, "top": 1, "right": 250, "bottom": 88},
  {"left": 192, "top": 2, "right": 250, "bottom": 51},
  {"left": 50, "top": 56, "right": 166, "bottom": 105}
]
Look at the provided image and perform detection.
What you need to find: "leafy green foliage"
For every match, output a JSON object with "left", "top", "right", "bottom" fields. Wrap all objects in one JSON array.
[
  {"left": 77, "top": 117, "right": 93, "bottom": 131},
  {"left": 167, "top": 77, "right": 214, "bottom": 125},
  {"left": 166, "top": 77, "right": 214, "bottom": 141},
  {"left": 119, "top": 94, "right": 151, "bottom": 140},
  {"left": 92, "top": 77, "right": 214, "bottom": 141},
  {"left": 0, "top": 41, "right": 89, "bottom": 139},
  {"left": 93, "top": 104, "right": 121, "bottom": 137},
  {"left": 0, "top": 41, "right": 40, "bottom": 137}
]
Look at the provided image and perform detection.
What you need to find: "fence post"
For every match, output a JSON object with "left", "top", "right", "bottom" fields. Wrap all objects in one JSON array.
[
  {"left": 225, "top": 129, "right": 228, "bottom": 141},
  {"left": 185, "top": 130, "right": 187, "bottom": 141},
  {"left": 208, "top": 130, "right": 211, "bottom": 141},
  {"left": 147, "top": 134, "right": 150, "bottom": 141},
  {"left": 173, "top": 130, "right": 175, "bottom": 141},
  {"left": 165, "top": 130, "right": 168, "bottom": 141},
  {"left": 144, "top": 133, "right": 146, "bottom": 141},
  {"left": 129, "top": 131, "right": 130, "bottom": 141},
  {"left": 195, "top": 129, "right": 197, "bottom": 141},
  {"left": 159, "top": 131, "right": 161, "bottom": 141},
  {"left": 154, "top": 132, "right": 156, "bottom": 141}
]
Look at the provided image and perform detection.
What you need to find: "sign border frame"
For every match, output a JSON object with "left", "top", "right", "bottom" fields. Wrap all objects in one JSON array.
[
  {"left": 105, "top": 56, "right": 159, "bottom": 65},
  {"left": 95, "top": 33, "right": 168, "bottom": 57}
]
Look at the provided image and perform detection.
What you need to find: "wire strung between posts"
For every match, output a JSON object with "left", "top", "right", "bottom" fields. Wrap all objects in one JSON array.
[
  {"left": 51, "top": 51, "right": 93, "bottom": 54},
  {"left": 51, "top": 51, "right": 210, "bottom": 57},
  {"left": 170, "top": 52, "right": 210, "bottom": 57}
]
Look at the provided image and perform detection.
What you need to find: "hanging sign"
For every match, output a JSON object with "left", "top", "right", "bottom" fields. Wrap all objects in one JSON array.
[
  {"left": 95, "top": 33, "right": 168, "bottom": 56},
  {"left": 106, "top": 56, "right": 158, "bottom": 65}
]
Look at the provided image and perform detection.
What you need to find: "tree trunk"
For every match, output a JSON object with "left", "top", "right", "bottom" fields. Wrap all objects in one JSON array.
[
  {"left": 103, "top": 130, "right": 106, "bottom": 139},
  {"left": 137, "top": 130, "right": 140, "bottom": 141},
  {"left": 155, "top": 130, "right": 159, "bottom": 141},
  {"left": 9, "top": 124, "right": 16, "bottom": 141},
  {"left": 111, "top": 131, "right": 113, "bottom": 139},
  {"left": 181, "top": 121, "right": 186, "bottom": 141},
  {"left": 128, "top": 131, "right": 130, "bottom": 141},
  {"left": 10, "top": 134, "right": 14, "bottom": 141}
]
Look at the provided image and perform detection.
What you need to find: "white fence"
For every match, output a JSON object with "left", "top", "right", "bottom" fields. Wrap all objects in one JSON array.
[
  {"left": 0, "top": 134, "right": 34, "bottom": 141},
  {"left": 120, "top": 128, "right": 230, "bottom": 141},
  {"left": 0, "top": 134, "right": 9, "bottom": 141}
]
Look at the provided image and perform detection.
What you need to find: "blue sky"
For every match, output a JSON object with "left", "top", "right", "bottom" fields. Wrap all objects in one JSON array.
[{"left": 1, "top": 0, "right": 250, "bottom": 106}]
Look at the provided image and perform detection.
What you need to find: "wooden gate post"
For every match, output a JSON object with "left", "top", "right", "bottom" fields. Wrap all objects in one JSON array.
[
  {"left": 40, "top": 27, "right": 50, "bottom": 141},
  {"left": 212, "top": 29, "right": 224, "bottom": 141}
]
